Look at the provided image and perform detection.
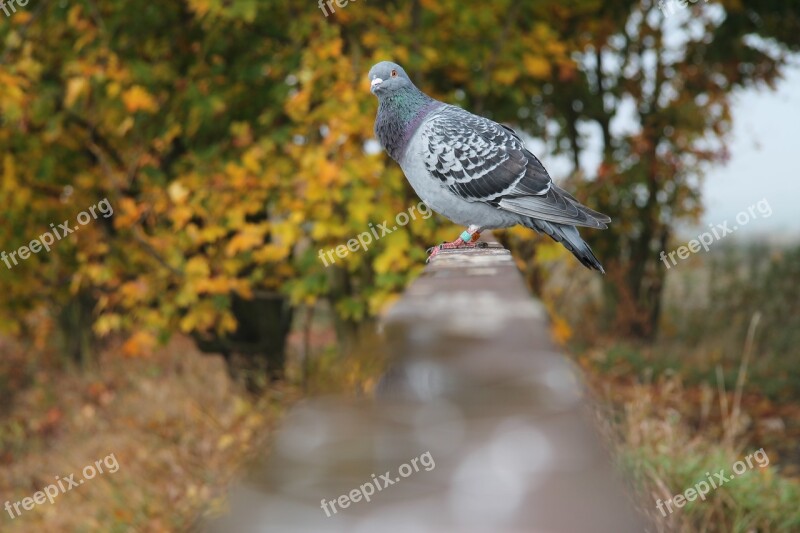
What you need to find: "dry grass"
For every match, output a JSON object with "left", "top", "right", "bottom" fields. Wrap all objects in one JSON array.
[
  {"left": 585, "top": 367, "right": 800, "bottom": 532},
  {"left": 540, "top": 243, "right": 800, "bottom": 532},
  {"left": 0, "top": 335, "right": 298, "bottom": 532},
  {"left": 577, "top": 319, "right": 800, "bottom": 532}
]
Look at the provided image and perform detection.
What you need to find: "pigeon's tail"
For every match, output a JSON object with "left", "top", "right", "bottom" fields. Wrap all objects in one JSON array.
[{"left": 523, "top": 218, "right": 605, "bottom": 274}]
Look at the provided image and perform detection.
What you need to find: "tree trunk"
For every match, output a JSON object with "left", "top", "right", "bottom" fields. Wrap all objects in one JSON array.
[
  {"left": 57, "top": 290, "right": 97, "bottom": 367},
  {"left": 192, "top": 293, "right": 294, "bottom": 383}
]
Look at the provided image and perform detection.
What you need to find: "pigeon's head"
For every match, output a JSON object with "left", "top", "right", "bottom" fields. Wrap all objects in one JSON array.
[{"left": 368, "top": 61, "right": 413, "bottom": 97}]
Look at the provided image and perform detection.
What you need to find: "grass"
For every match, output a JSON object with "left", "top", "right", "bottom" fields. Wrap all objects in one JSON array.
[
  {"left": 551, "top": 241, "right": 800, "bottom": 532},
  {"left": 592, "top": 373, "right": 800, "bottom": 532}
]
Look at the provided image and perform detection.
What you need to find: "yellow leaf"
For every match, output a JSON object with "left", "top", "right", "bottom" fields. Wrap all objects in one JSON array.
[
  {"left": 2, "top": 154, "right": 17, "bottom": 191},
  {"left": 374, "top": 233, "right": 411, "bottom": 274},
  {"left": 186, "top": 256, "right": 210, "bottom": 278},
  {"left": 93, "top": 314, "right": 122, "bottom": 336},
  {"left": 179, "top": 314, "right": 197, "bottom": 333},
  {"left": 106, "top": 82, "right": 121, "bottom": 98},
  {"left": 171, "top": 205, "right": 193, "bottom": 229},
  {"left": 523, "top": 55, "right": 551, "bottom": 79},
  {"left": 218, "top": 434, "right": 235, "bottom": 451},
  {"left": 253, "top": 244, "right": 288, "bottom": 263},
  {"left": 168, "top": 181, "right": 190, "bottom": 204},
  {"left": 494, "top": 68, "right": 519, "bottom": 85},
  {"left": 186, "top": 0, "right": 212, "bottom": 17},
  {"left": 220, "top": 312, "right": 237, "bottom": 334},
  {"left": 196, "top": 277, "right": 232, "bottom": 294},
  {"left": 13, "top": 11, "right": 32, "bottom": 24},
  {"left": 120, "top": 280, "right": 147, "bottom": 304},
  {"left": 225, "top": 224, "right": 267, "bottom": 256},
  {"left": 199, "top": 225, "right": 228, "bottom": 243},
  {"left": 551, "top": 315, "right": 572, "bottom": 346},
  {"left": 122, "top": 85, "right": 158, "bottom": 113},
  {"left": 64, "top": 77, "right": 87, "bottom": 107},
  {"left": 115, "top": 198, "right": 142, "bottom": 228},
  {"left": 122, "top": 331, "right": 156, "bottom": 358}
]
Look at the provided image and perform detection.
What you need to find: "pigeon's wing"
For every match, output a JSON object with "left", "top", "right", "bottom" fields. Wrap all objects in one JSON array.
[
  {"left": 422, "top": 106, "right": 610, "bottom": 229},
  {"left": 422, "top": 106, "right": 550, "bottom": 201}
]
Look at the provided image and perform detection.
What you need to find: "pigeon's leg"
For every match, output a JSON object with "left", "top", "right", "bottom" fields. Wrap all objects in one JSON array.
[{"left": 427, "top": 225, "right": 482, "bottom": 261}]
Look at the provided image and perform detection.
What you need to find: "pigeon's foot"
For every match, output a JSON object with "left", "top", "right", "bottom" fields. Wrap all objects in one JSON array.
[
  {"left": 426, "top": 228, "right": 482, "bottom": 262},
  {"left": 426, "top": 239, "right": 476, "bottom": 261}
]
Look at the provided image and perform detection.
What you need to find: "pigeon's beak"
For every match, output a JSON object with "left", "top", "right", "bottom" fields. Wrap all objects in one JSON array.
[{"left": 370, "top": 77, "right": 383, "bottom": 93}]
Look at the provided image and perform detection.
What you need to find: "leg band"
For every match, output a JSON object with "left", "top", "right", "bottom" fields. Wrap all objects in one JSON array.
[{"left": 461, "top": 230, "right": 479, "bottom": 242}]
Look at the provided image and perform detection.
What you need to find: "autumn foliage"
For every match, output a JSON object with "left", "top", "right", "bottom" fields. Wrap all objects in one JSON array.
[{"left": 1, "top": 0, "right": 797, "bottom": 369}]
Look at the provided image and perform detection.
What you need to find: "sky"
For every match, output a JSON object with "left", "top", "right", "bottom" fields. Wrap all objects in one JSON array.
[
  {"left": 527, "top": 63, "right": 800, "bottom": 242},
  {"left": 701, "top": 65, "right": 800, "bottom": 237}
]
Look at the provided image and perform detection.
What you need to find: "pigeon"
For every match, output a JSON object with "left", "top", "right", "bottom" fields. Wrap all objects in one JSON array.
[{"left": 368, "top": 61, "right": 610, "bottom": 273}]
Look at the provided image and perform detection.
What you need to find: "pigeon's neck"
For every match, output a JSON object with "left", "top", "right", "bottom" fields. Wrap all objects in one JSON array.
[{"left": 375, "top": 87, "right": 440, "bottom": 161}]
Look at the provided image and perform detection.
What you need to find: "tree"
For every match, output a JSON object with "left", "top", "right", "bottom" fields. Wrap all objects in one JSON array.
[
  {"left": 520, "top": 0, "right": 799, "bottom": 338},
  {"left": 0, "top": 0, "right": 579, "bottom": 369},
  {"left": 1, "top": 0, "right": 796, "bottom": 371}
]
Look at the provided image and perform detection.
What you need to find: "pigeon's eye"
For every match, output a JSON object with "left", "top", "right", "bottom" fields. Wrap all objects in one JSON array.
[{"left": 391, "top": 69, "right": 398, "bottom": 78}]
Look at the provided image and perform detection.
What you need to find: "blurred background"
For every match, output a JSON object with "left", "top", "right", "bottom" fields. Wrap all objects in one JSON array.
[{"left": 0, "top": 0, "right": 799, "bottom": 531}]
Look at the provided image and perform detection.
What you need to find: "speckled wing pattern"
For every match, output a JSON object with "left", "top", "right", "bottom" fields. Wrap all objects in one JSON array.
[{"left": 421, "top": 105, "right": 610, "bottom": 229}]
